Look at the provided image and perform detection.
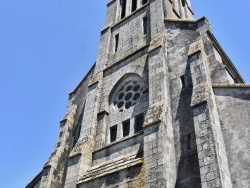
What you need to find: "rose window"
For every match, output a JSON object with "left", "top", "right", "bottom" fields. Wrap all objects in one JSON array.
[{"left": 114, "top": 81, "right": 143, "bottom": 111}]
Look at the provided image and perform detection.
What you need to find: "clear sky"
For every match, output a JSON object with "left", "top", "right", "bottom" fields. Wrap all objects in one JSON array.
[{"left": 0, "top": 0, "right": 249, "bottom": 187}]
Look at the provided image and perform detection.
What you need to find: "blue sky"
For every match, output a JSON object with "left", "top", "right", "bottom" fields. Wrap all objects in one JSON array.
[{"left": 0, "top": 0, "right": 249, "bottom": 187}]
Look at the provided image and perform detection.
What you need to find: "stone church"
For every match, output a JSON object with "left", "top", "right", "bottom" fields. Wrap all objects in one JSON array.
[{"left": 26, "top": 0, "right": 250, "bottom": 187}]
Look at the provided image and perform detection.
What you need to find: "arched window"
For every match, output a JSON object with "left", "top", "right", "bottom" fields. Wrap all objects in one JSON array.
[
  {"left": 131, "top": 0, "right": 137, "bottom": 12},
  {"left": 181, "top": 0, "right": 186, "bottom": 7},
  {"left": 120, "top": 0, "right": 127, "bottom": 19},
  {"left": 109, "top": 73, "right": 144, "bottom": 112},
  {"left": 114, "top": 81, "right": 143, "bottom": 111}
]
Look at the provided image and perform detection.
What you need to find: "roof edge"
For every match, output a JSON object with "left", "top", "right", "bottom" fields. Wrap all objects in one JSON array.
[
  {"left": 69, "top": 63, "right": 96, "bottom": 95},
  {"left": 212, "top": 83, "right": 250, "bottom": 88}
]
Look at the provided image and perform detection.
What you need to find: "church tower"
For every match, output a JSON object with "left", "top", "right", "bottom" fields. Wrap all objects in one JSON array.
[{"left": 27, "top": 0, "right": 250, "bottom": 188}]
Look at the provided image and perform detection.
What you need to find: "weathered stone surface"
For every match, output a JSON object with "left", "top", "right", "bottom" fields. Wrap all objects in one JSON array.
[
  {"left": 191, "top": 83, "right": 209, "bottom": 107},
  {"left": 188, "top": 39, "right": 205, "bottom": 56},
  {"left": 144, "top": 102, "right": 165, "bottom": 126},
  {"left": 26, "top": 1, "right": 249, "bottom": 188}
]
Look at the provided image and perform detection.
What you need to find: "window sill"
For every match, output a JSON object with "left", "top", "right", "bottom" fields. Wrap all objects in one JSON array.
[{"left": 93, "top": 131, "right": 144, "bottom": 153}]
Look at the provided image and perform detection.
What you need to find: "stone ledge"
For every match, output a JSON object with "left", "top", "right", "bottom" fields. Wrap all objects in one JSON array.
[
  {"left": 93, "top": 131, "right": 143, "bottom": 154},
  {"left": 212, "top": 83, "right": 250, "bottom": 88},
  {"left": 191, "top": 83, "right": 209, "bottom": 108},
  {"left": 78, "top": 153, "right": 143, "bottom": 184},
  {"left": 144, "top": 101, "right": 166, "bottom": 127},
  {"left": 148, "top": 34, "right": 165, "bottom": 53},
  {"left": 69, "top": 137, "right": 89, "bottom": 158},
  {"left": 88, "top": 71, "right": 103, "bottom": 87},
  {"left": 188, "top": 39, "right": 204, "bottom": 56},
  {"left": 164, "top": 16, "right": 206, "bottom": 23}
]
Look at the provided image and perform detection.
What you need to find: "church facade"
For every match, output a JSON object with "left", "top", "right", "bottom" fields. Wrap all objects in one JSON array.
[{"left": 26, "top": 0, "right": 250, "bottom": 187}]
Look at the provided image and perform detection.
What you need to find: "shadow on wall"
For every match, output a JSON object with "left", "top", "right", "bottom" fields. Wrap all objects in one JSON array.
[{"left": 175, "top": 62, "right": 202, "bottom": 188}]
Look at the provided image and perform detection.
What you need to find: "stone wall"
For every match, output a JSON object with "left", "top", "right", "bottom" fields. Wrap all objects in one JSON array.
[{"left": 214, "top": 85, "right": 250, "bottom": 188}]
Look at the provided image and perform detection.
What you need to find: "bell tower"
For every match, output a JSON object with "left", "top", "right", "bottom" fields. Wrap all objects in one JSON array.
[
  {"left": 94, "top": 0, "right": 194, "bottom": 73},
  {"left": 26, "top": 0, "right": 250, "bottom": 188}
]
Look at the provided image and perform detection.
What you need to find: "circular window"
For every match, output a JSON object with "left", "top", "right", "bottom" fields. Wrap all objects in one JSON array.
[{"left": 114, "top": 81, "right": 143, "bottom": 111}]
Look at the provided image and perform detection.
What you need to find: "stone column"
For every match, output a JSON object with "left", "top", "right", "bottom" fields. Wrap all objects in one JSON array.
[
  {"left": 64, "top": 74, "right": 104, "bottom": 188},
  {"left": 143, "top": 34, "right": 176, "bottom": 187},
  {"left": 188, "top": 40, "right": 232, "bottom": 188}
]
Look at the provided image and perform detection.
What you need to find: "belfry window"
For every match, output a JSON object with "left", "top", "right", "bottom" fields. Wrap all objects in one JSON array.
[
  {"left": 110, "top": 125, "right": 117, "bottom": 142},
  {"left": 114, "top": 34, "right": 119, "bottom": 52},
  {"left": 142, "top": 16, "right": 148, "bottom": 35},
  {"left": 131, "top": 0, "right": 137, "bottom": 12},
  {"left": 135, "top": 114, "right": 144, "bottom": 133},
  {"left": 123, "top": 120, "right": 130, "bottom": 137},
  {"left": 121, "top": 0, "right": 127, "bottom": 19}
]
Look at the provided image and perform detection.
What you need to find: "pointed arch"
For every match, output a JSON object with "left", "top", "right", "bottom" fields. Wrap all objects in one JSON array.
[{"left": 109, "top": 73, "right": 143, "bottom": 111}]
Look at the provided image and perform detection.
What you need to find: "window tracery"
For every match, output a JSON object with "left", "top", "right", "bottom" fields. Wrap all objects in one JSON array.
[{"left": 113, "top": 81, "right": 143, "bottom": 111}]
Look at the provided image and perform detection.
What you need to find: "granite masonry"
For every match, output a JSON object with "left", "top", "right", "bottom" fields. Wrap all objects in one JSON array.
[{"left": 26, "top": 0, "right": 250, "bottom": 187}]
